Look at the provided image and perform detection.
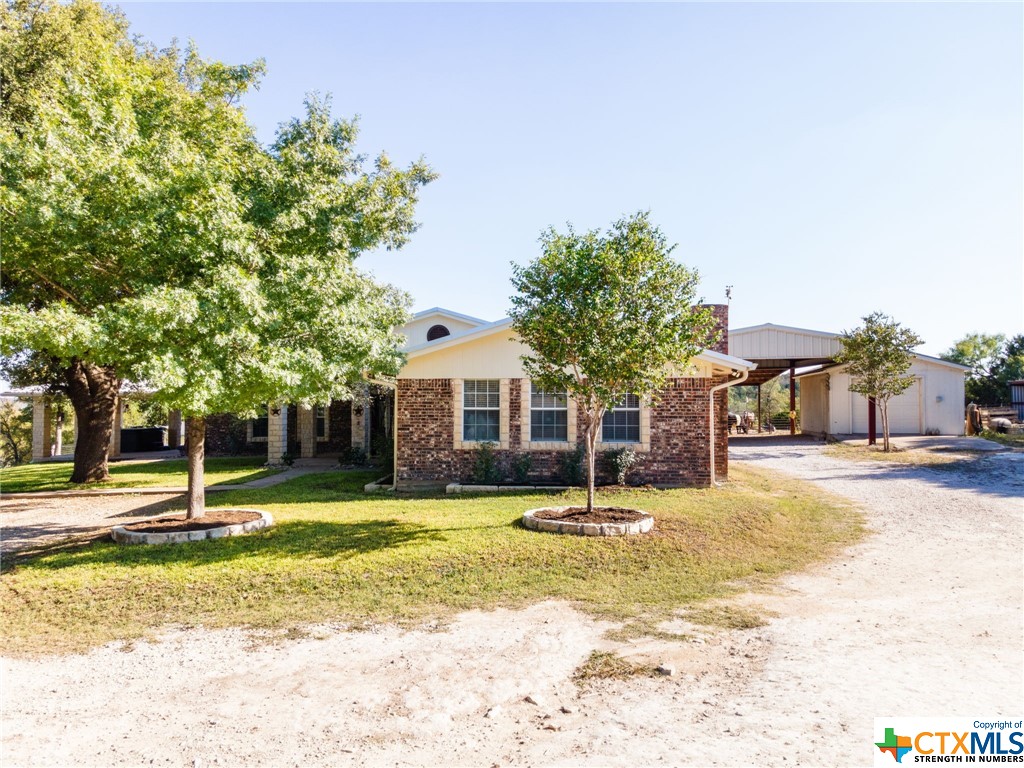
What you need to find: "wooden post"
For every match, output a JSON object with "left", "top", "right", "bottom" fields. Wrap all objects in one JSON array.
[
  {"left": 757, "top": 384, "right": 762, "bottom": 434},
  {"left": 789, "top": 362, "right": 797, "bottom": 435},
  {"left": 868, "top": 397, "right": 877, "bottom": 445},
  {"left": 53, "top": 408, "right": 64, "bottom": 456}
]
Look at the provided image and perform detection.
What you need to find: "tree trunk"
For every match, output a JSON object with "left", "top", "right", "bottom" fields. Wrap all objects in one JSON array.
[
  {"left": 584, "top": 409, "right": 601, "bottom": 514},
  {"left": 64, "top": 361, "right": 120, "bottom": 484},
  {"left": 186, "top": 416, "right": 206, "bottom": 519},
  {"left": 880, "top": 402, "right": 891, "bottom": 452}
]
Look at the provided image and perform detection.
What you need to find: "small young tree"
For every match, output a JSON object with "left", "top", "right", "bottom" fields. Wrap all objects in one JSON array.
[
  {"left": 509, "top": 212, "right": 718, "bottom": 512},
  {"left": 836, "top": 312, "right": 923, "bottom": 452}
]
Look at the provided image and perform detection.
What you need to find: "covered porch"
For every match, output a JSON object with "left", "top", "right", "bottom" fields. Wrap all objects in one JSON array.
[{"left": 12, "top": 385, "right": 394, "bottom": 467}]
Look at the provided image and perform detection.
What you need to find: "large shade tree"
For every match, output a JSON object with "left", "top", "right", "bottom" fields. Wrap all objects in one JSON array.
[
  {"left": 941, "top": 332, "right": 1024, "bottom": 406},
  {"left": 509, "top": 212, "right": 719, "bottom": 511},
  {"left": 1, "top": 0, "right": 263, "bottom": 481},
  {"left": 1, "top": 0, "right": 435, "bottom": 490},
  {"left": 836, "top": 312, "right": 923, "bottom": 452}
]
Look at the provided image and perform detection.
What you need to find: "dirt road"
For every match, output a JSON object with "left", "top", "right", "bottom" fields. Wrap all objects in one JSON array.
[{"left": 2, "top": 442, "right": 1021, "bottom": 766}]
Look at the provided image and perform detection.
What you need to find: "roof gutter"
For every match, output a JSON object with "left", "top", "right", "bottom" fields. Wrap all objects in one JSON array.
[{"left": 709, "top": 369, "right": 749, "bottom": 487}]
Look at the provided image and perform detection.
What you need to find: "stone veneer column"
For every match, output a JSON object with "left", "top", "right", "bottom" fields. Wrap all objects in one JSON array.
[
  {"left": 167, "top": 410, "right": 184, "bottom": 447},
  {"left": 297, "top": 405, "right": 316, "bottom": 458},
  {"left": 108, "top": 397, "right": 122, "bottom": 458},
  {"left": 350, "top": 400, "right": 363, "bottom": 452},
  {"left": 266, "top": 404, "right": 288, "bottom": 464},
  {"left": 31, "top": 399, "right": 52, "bottom": 461},
  {"left": 351, "top": 385, "right": 370, "bottom": 453}
]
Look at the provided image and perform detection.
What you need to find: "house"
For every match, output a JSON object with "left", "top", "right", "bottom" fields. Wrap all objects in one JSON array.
[
  {"left": 24, "top": 309, "right": 970, "bottom": 485},
  {"left": 197, "top": 305, "right": 753, "bottom": 489},
  {"left": 16, "top": 305, "right": 754, "bottom": 490},
  {"left": 389, "top": 305, "right": 754, "bottom": 489}
]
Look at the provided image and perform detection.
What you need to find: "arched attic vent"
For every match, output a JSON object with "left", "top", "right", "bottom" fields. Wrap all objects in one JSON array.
[{"left": 426, "top": 324, "right": 450, "bottom": 341}]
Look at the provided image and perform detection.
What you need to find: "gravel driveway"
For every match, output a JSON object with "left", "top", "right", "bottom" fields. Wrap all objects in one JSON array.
[{"left": 2, "top": 441, "right": 1021, "bottom": 767}]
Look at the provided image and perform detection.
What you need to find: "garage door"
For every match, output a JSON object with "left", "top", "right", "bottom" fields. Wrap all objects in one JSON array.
[{"left": 851, "top": 379, "right": 922, "bottom": 435}]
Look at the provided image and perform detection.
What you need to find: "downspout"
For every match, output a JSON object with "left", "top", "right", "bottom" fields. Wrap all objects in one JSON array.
[
  {"left": 368, "top": 378, "right": 398, "bottom": 491},
  {"left": 709, "top": 369, "right": 749, "bottom": 487}
]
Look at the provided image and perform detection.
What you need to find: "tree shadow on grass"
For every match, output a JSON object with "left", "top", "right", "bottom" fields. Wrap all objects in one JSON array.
[{"left": 5, "top": 519, "right": 448, "bottom": 573}]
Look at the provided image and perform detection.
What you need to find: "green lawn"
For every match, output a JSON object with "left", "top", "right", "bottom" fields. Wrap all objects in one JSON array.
[
  {"left": 823, "top": 443, "right": 963, "bottom": 466},
  {"left": 0, "top": 464, "right": 864, "bottom": 655},
  {"left": 977, "top": 429, "right": 1024, "bottom": 449},
  {"left": 0, "top": 456, "right": 280, "bottom": 494}
]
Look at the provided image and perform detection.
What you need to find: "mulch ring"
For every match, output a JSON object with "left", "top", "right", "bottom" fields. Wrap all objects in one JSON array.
[
  {"left": 532, "top": 506, "right": 647, "bottom": 525},
  {"left": 122, "top": 510, "right": 262, "bottom": 534}
]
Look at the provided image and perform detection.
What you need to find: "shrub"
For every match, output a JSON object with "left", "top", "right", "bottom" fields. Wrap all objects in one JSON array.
[
  {"left": 509, "top": 452, "right": 533, "bottom": 484},
  {"left": 558, "top": 444, "right": 585, "bottom": 486},
  {"left": 339, "top": 446, "right": 367, "bottom": 466},
  {"left": 603, "top": 447, "right": 643, "bottom": 485},
  {"left": 280, "top": 452, "right": 296, "bottom": 467},
  {"left": 372, "top": 434, "right": 394, "bottom": 473},
  {"left": 470, "top": 441, "right": 502, "bottom": 484}
]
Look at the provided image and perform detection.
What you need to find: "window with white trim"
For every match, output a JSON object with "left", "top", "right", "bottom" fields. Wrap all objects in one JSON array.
[
  {"left": 602, "top": 394, "right": 640, "bottom": 443},
  {"left": 530, "top": 384, "right": 568, "bottom": 441},
  {"left": 315, "top": 405, "right": 327, "bottom": 439},
  {"left": 463, "top": 380, "right": 500, "bottom": 442}
]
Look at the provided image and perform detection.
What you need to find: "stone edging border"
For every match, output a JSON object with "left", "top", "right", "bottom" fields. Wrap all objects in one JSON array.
[
  {"left": 447, "top": 483, "right": 571, "bottom": 494},
  {"left": 364, "top": 475, "right": 395, "bottom": 492},
  {"left": 110, "top": 509, "right": 274, "bottom": 545},
  {"left": 522, "top": 506, "right": 654, "bottom": 537}
]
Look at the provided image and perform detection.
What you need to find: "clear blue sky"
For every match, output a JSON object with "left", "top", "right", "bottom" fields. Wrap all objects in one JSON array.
[{"left": 118, "top": 1, "right": 1023, "bottom": 356}]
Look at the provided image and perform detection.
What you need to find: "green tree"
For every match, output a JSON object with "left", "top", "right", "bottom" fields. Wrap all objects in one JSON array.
[
  {"left": 941, "top": 333, "right": 1006, "bottom": 405},
  {"left": 509, "top": 212, "right": 718, "bottom": 511},
  {"left": 0, "top": 401, "right": 33, "bottom": 466},
  {"left": 1, "top": 1, "right": 435, "bottom": 504},
  {"left": 836, "top": 312, "right": 923, "bottom": 452},
  {"left": 992, "top": 335, "right": 1024, "bottom": 402},
  {"left": 1, "top": 0, "right": 264, "bottom": 482}
]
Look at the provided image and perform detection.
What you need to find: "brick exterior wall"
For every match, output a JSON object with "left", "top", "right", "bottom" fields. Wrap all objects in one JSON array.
[
  {"left": 324, "top": 399, "right": 353, "bottom": 454},
  {"left": 396, "top": 376, "right": 728, "bottom": 489},
  {"left": 396, "top": 379, "right": 456, "bottom": 483},
  {"left": 205, "top": 414, "right": 264, "bottom": 456},
  {"left": 206, "top": 398, "right": 353, "bottom": 458},
  {"left": 645, "top": 376, "right": 729, "bottom": 486}
]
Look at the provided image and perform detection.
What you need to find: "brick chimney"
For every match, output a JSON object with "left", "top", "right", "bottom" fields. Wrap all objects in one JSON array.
[{"left": 699, "top": 304, "right": 729, "bottom": 354}]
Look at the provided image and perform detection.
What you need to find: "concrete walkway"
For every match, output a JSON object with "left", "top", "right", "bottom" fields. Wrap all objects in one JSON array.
[{"left": 0, "top": 458, "right": 340, "bottom": 500}]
